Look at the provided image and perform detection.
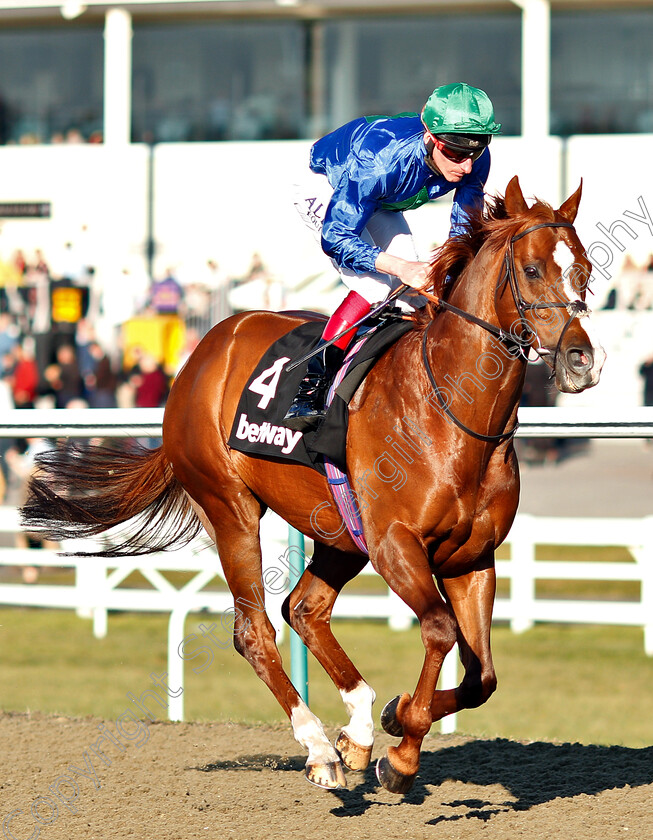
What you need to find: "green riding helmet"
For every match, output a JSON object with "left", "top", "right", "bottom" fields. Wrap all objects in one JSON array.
[{"left": 421, "top": 82, "right": 501, "bottom": 151}]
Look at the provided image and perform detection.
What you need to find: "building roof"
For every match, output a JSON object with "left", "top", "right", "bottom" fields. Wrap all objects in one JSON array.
[{"left": 1, "top": 0, "right": 653, "bottom": 24}]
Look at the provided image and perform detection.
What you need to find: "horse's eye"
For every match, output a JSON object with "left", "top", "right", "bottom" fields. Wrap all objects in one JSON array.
[{"left": 524, "top": 265, "right": 539, "bottom": 279}]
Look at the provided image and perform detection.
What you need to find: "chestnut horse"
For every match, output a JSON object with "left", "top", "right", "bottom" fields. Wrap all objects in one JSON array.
[{"left": 23, "top": 176, "right": 605, "bottom": 795}]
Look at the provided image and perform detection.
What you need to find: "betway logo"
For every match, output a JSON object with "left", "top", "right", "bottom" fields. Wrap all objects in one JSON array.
[{"left": 235, "top": 413, "right": 303, "bottom": 455}]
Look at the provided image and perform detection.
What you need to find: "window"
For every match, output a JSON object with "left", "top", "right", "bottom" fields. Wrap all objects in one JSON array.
[
  {"left": 319, "top": 14, "right": 521, "bottom": 137},
  {"left": 0, "top": 27, "right": 103, "bottom": 144},
  {"left": 130, "top": 13, "right": 521, "bottom": 144},
  {"left": 132, "top": 22, "right": 307, "bottom": 142},
  {"left": 552, "top": 10, "right": 653, "bottom": 134}
]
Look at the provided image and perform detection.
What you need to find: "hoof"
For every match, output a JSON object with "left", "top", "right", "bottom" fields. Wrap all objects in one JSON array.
[
  {"left": 335, "top": 731, "right": 373, "bottom": 772},
  {"left": 380, "top": 695, "right": 404, "bottom": 737},
  {"left": 305, "top": 760, "right": 347, "bottom": 790},
  {"left": 375, "top": 755, "right": 417, "bottom": 795}
]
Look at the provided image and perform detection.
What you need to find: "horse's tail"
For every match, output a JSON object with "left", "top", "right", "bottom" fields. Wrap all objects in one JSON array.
[{"left": 20, "top": 441, "right": 203, "bottom": 557}]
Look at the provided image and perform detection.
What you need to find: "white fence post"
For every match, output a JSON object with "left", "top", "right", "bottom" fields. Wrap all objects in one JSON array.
[
  {"left": 75, "top": 556, "right": 108, "bottom": 637},
  {"left": 508, "top": 514, "right": 536, "bottom": 634},
  {"left": 439, "top": 644, "right": 459, "bottom": 735},
  {"left": 641, "top": 516, "right": 653, "bottom": 656},
  {"left": 93, "top": 605, "right": 109, "bottom": 640},
  {"left": 167, "top": 605, "right": 188, "bottom": 722},
  {"left": 388, "top": 586, "right": 414, "bottom": 631},
  {"left": 260, "top": 511, "right": 289, "bottom": 644}
]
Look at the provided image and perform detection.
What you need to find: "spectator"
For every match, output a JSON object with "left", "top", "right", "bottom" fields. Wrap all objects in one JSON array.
[
  {"left": 9, "top": 339, "right": 39, "bottom": 408},
  {"left": 51, "top": 240, "right": 87, "bottom": 286},
  {"left": 230, "top": 251, "right": 284, "bottom": 313},
  {"left": 639, "top": 354, "right": 653, "bottom": 407},
  {"left": 65, "top": 127, "right": 84, "bottom": 144},
  {"left": 130, "top": 352, "right": 169, "bottom": 408},
  {"left": 0, "top": 366, "right": 15, "bottom": 497},
  {"left": 11, "top": 249, "right": 27, "bottom": 278},
  {"left": 24, "top": 254, "right": 53, "bottom": 375},
  {"left": 75, "top": 318, "right": 97, "bottom": 380},
  {"left": 148, "top": 268, "right": 185, "bottom": 316},
  {"left": 204, "top": 259, "right": 233, "bottom": 323},
  {"left": 245, "top": 252, "right": 269, "bottom": 282},
  {"left": 32, "top": 249, "right": 50, "bottom": 275},
  {"left": 84, "top": 341, "right": 118, "bottom": 408},
  {"left": 0, "top": 312, "right": 19, "bottom": 358},
  {"left": 46, "top": 344, "right": 85, "bottom": 408},
  {"left": 175, "top": 327, "right": 201, "bottom": 375},
  {"left": 128, "top": 352, "right": 169, "bottom": 448},
  {"left": 0, "top": 253, "right": 25, "bottom": 316}
]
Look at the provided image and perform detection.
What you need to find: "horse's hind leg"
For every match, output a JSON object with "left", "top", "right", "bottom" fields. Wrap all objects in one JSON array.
[
  {"left": 283, "top": 542, "right": 375, "bottom": 772},
  {"left": 191, "top": 491, "right": 347, "bottom": 790}
]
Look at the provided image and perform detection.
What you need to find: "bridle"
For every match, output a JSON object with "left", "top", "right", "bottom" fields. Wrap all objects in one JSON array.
[
  {"left": 502, "top": 222, "right": 589, "bottom": 365},
  {"left": 423, "top": 220, "right": 590, "bottom": 443}
]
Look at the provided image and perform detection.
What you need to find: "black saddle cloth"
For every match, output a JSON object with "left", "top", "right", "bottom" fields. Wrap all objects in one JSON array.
[{"left": 227, "top": 315, "right": 414, "bottom": 474}]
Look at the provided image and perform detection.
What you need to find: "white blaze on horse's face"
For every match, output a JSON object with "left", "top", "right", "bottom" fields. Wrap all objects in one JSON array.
[
  {"left": 552, "top": 241, "right": 576, "bottom": 298},
  {"left": 550, "top": 237, "right": 606, "bottom": 392}
]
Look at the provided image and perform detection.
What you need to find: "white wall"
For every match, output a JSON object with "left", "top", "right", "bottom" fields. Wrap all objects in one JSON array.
[
  {"left": 485, "top": 135, "right": 564, "bottom": 207},
  {"left": 0, "top": 144, "right": 149, "bottom": 275},
  {"left": 567, "top": 134, "right": 653, "bottom": 304},
  {"left": 151, "top": 140, "right": 324, "bottom": 284}
]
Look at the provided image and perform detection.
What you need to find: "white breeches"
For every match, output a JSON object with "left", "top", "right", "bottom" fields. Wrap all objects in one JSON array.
[{"left": 293, "top": 170, "right": 426, "bottom": 310}]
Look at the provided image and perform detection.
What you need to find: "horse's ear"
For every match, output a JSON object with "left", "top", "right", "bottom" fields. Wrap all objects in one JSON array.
[
  {"left": 558, "top": 179, "right": 583, "bottom": 223},
  {"left": 504, "top": 176, "right": 528, "bottom": 216}
]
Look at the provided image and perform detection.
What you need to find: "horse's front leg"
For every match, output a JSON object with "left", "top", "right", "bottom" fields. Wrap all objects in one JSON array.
[
  {"left": 371, "top": 523, "right": 458, "bottom": 794},
  {"left": 381, "top": 562, "right": 498, "bottom": 740},
  {"left": 434, "top": 562, "right": 498, "bottom": 718}
]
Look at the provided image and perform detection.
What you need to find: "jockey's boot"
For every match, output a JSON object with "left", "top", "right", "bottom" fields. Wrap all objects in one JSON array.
[
  {"left": 283, "top": 290, "right": 371, "bottom": 432},
  {"left": 283, "top": 341, "right": 344, "bottom": 432}
]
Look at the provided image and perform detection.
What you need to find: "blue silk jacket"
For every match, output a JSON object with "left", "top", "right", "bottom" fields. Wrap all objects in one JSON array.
[{"left": 309, "top": 113, "right": 490, "bottom": 274}]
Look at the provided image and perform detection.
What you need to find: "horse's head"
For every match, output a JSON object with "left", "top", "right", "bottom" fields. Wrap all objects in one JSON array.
[{"left": 498, "top": 176, "right": 606, "bottom": 393}]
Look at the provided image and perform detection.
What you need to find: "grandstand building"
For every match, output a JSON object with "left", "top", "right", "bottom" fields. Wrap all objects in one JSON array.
[
  {"left": 0, "top": 0, "right": 652, "bottom": 405},
  {"left": 1, "top": 1, "right": 652, "bottom": 145}
]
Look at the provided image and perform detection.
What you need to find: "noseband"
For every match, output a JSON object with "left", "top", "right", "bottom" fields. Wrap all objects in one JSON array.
[{"left": 423, "top": 220, "right": 589, "bottom": 443}]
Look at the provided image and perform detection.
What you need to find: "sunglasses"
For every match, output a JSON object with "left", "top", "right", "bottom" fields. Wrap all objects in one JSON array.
[{"left": 434, "top": 138, "right": 486, "bottom": 164}]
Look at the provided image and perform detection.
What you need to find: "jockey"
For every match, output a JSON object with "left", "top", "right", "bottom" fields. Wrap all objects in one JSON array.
[{"left": 284, "top": 82, "right": 501, "bottom": 432}]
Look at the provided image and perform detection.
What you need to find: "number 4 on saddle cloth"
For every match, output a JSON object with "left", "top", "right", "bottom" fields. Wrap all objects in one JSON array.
[{"left": 228, "top": 313, "right": 413, "bottom": 553}]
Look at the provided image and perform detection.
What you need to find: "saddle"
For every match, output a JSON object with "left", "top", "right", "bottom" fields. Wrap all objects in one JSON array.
[{"left": 228, "top": 311, "right": 414, "bottom": 475}]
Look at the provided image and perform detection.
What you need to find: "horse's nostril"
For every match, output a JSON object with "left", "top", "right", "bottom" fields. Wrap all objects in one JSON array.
[{"left": 567, "top": 348, "right": 592, "bottom": 372}]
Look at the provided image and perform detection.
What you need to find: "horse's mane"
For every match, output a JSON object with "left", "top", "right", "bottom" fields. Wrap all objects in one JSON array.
[{"left": 413, "top": 191, "right": 557, "bottom": 326}]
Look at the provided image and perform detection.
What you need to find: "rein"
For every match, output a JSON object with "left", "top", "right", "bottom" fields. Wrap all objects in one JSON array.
[
  {"left": 422, "top": 328, "right": 519, "bottom": 443},
  {"left": 422, "top": 220, "right": 589, "bottom": 444}
]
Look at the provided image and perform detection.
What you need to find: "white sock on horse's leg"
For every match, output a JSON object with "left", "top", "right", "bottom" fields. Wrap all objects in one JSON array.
[{"left": 340, "top": 682, "right": 376, "bottom": 747}]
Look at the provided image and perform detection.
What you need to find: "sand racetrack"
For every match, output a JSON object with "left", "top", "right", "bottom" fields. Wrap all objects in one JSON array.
[{"left": 2, "top": 712, "right": 652, "bottom": 840}]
